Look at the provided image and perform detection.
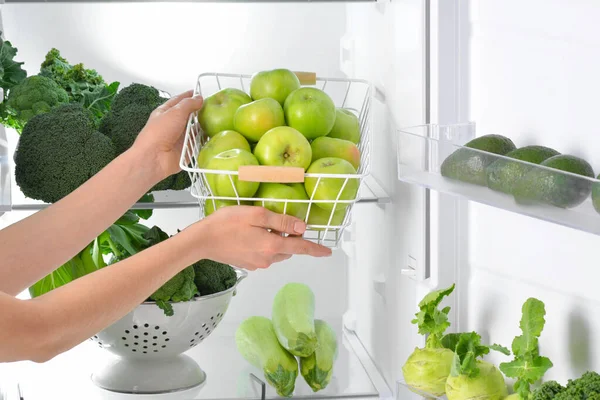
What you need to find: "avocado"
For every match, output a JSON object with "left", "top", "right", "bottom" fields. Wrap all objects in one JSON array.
[
  {"left": 591, "top": 174, "right": 600, "bottom": 214},
  {"left": 485, "top": 145, "right": 560, "bottom": 194},
  {"left": 440, "top": 134, "right": 516, "bottom": 186},
  {"left": 513, "top": 155, "right": 595, "bottom": 208}
]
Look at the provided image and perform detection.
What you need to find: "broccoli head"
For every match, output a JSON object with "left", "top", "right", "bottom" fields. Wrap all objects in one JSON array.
[
  {"left": 102, "top": 103, "right": 155, "bottom": 154},
  {"left": 110, "top": 83, "right": 164, "bottom": 114},
  {"left": 100, "top": 83, "right": 191, "bottom": 192},
  {"left": 531, "top": 381, "right": 565, "bottom": 400},
  {"left": 5, "top": 75, "right": 69, "bottom": 125},
  {"left": 555, "top": 371, "right": 600, "bottom": 400},
  {"left": 151, "top": 266, "right": 199, "bottom": 316},
  {"left": 14, "top": 104, "right": 115, "bottom": 203},
  {"left": 193, "top": 259, "right": 237, "bottom": 295}
]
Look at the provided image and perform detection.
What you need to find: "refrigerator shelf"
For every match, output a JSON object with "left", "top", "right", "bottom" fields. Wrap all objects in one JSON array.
[
  {"left": 0, "top": 322, "right": 387, "bottom": 400},
  {"left": 397, "top": 124, "right": 600, "bottom": 236},
  {"left": 395, "top": 380, "right": 444, "bottom": 400},
  {"left": 6, "top": 176, "right": 386, "bottom": 212}
]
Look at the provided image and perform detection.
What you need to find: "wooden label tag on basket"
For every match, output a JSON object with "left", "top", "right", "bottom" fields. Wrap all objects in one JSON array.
[{"left": 238, "top": 166, "right": 305, "bottom": 183}]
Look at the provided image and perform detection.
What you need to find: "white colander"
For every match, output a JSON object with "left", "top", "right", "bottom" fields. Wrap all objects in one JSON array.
[{"left": 90, "top": 268, "right": 247, "bottom": 394}]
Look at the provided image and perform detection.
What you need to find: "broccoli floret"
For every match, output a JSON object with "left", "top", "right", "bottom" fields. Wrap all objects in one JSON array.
[
  {"left": 531, "top": 381, "right": 565, "bottom": 400},
  {"left": 171, "top": 170, "right": 192, "bottom": 191},
  {"left": 99, "top": 83, "right": 190, "bottom": 192},
  {"left": 102, "top": 103, "right": 156, "bottom": 154},
  {"left": 14, "top": 104, "right": 115, "bottom": 203},
  {"left": 555, "top": 371, "right": 600, "bottom": 400},
  {"left": 150, "top": 266, "right": 198, "bottom": 317},
  {"left": 193, "top": 259, "right": 237, "bottom": 295},
  {"left": 5, "top": 75, "right": 69, "bottom": 125},
  {"left": 110, "top": 83, "right": 164, "bottom": 114}
]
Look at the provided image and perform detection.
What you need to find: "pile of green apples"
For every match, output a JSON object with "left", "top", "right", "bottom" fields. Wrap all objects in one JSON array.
[{"left": 196, "top": 68, "right": 362, "bottom": 228}]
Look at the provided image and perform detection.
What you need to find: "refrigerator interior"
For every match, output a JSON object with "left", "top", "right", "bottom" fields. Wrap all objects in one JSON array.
[
  {"left": 0, "top": 2, "right": 423, "bottom": 400},
  {"left": 4, "top": 1, "right": 599, "bottom": 399}
]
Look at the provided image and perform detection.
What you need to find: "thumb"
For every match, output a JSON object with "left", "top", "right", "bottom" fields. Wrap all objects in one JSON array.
[{"left": 252, "top": 209, "right": 307, "bottom": 236}]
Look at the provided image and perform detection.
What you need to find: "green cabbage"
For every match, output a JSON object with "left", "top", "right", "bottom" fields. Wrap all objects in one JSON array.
[{"left": 446, "top": 360, "right": 508, "bottom": 400}]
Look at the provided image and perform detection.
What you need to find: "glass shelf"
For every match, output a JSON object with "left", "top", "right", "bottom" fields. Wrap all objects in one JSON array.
[
  {"left": 397, "top": 123, "right": 600, "bottom": 236},
  {"left": 8, "top": 175, "right": 388, "bottom": 212},
  {"left": 0, "top": 321, "right": 387, "bottom": 400},
  {"left": 396, "top": 380, "right": 445, "bottom": 400}
]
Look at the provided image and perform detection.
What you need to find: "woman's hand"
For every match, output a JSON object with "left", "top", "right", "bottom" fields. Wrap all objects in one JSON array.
[
  {"left": 132, "top": 90, "right": 204, "bottom": 181},
  {"left": 185, "top": 206, "right": 332, "bottom": 270}
]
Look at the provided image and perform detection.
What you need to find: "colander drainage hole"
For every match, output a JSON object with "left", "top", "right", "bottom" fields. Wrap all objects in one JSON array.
[
  {"left": 134, "top": 342, "right": 138, "bottom": 345},
  {"left": 155, "top": 326, "right": 160, "bottom": 330},
  {"left": 144, "top": 324, "right": 149, "bottom": 328},
  {"left": 134, "top": 335, "right": 139, "bottom": 339},
  {"left": 162, "top": 331, "right": 167, "bottom": 335},
  {"left": 144, "top": 332, "right": 148, "bottom": 336},
  {"left": 122, "top": 336, "right": 126, "bottom": 340},
  {"left": 162, "top": 345, "right": 166, "bottom": 348},
  {"left": 133, "top": 325, "right": 138, "bottom": 329},
  {"left": 190, "top": 339, "right": 194, "bottom": 343},
  {"left": 165, "top": 338, "right": 170, "bottom": 342},
  {"left": 125, "top": 330, "right": 130, "bottom": 334},
  {"left": 195, "top": 332, "right": 199, "bottom": 336},
  {"left": 153, "top": 336, "right": 158, "bottom": 339}
]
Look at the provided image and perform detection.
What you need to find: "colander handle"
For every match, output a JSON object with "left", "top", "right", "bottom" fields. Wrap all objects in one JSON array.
[{"left": 235, "top": 268, "right": 249, "bottom": 285}]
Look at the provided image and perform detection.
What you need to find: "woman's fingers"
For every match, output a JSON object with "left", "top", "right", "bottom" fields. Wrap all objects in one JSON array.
[
  {"left": 156, "top": 90, "right": 194, "bottom": 112},
  {"left": 251, "top": 208, "right": 306, "bottom": 235}
]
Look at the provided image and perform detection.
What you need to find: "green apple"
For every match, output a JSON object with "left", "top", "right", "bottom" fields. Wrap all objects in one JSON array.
[
  {"left": 197, "top": 88, "right": 252, "bottom": 137},
  {"left": 304, "top": 157, "right": 359, "bottom": 211},
  {"left": 284, "top": 87, "right": 336, "bottom": 140},
  {"left": 306, "top": 205, "right": 346, "bottom": 230},
  {"left": 311, "top": 136, "right": 360, "bottom": 170},
  {"left": 249, "top": 69, "right": 301, "bottom": 106},
  {"left": 204, "top": 199, "right": 252, "bottom": 216},
  {"left": 233, "top": 98, "right": 285, "bottom": 142},
  {"left": 253, "top": 126, "right": 312, "bottom": 169},
  {"left": 205, "top": 149, "right": 260, "bottom": 198},
  {"left": 328, "top": 108, "right": 361, "bottom": 144},
  {"left": 254, "top": 183, "right": 309, "bottom": 219},
  {"left": 197, "top": 130, "right": 251, "bottom": 168}
]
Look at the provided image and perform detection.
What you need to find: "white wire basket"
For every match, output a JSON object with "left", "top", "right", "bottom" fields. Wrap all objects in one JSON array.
[{"left": 180, "top": 72, "right": 373, "bottom": 248}]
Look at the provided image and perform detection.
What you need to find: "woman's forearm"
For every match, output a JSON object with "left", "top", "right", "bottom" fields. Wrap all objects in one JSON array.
[
  {"left": 0, "top": 147, "right": 164, "bottom": 296},
  {"left": 0, "top": 226, "right": 204, "bottom": 363}
]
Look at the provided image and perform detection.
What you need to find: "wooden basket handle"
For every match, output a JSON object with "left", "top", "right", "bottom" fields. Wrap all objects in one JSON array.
[
  {"left": 294, "top": 71, "right": 317, "bottom": 86},
  {"left": 238, "top": 166, "right": 305, "bottom": 183}
]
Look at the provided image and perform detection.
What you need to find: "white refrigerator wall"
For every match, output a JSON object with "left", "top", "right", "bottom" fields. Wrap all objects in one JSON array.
[
  {"left": 1, "top": 3, "right": 352, "bottom": 322},
  {"left": 441, "top": 0, "right": 600, "bottom": 383}
]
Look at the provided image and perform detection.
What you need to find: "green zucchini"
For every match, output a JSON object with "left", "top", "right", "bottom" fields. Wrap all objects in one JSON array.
[
  {"left": 272, "top": 283, "right": 318, "bottom": 357},
  {"left": 300, "top": 319, "right": 338, "bottom": 392},
  {"left": 235, "top": 316, "right": 298, "bottom": 397}
]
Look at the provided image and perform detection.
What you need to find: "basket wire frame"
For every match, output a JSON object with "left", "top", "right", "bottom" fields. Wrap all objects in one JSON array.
[{"left": 180, "top": 73, "right": 373, "bottom": 247}]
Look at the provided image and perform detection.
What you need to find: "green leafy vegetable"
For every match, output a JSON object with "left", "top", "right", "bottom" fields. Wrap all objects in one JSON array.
[
  {"left": 413, "top": 284, "right": 455, "bottom": 348},
  {"left": 0, "top": 34, "right": 27, "bottom": 131},
  {"left": 445, "top": 332, "right": 509, "bottom": 400},
  {"left": 402, "top": 284, "right": 456, "bottom": 396},
  {"left": 39, "top": 48, "right": 119, "bottom": 126},
  {"left": 500, "top": 298, "right": 553, "bottom": 399}
]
